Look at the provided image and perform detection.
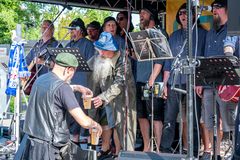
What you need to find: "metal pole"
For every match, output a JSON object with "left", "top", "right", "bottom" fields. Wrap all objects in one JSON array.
[
  {"left": 187, "top": 0, "right": 194, "bottom": 159},
  {"left": 14, "top": 78, "right": 21, "bottom": 151}
]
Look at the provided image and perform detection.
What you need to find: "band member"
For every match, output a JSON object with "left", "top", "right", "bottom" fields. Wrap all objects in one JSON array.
[
  {"left": 86, "top": 21, "right": 101, "bottom": 42},
  {"left": 102, "top": 16, "right": 125, "bottom": 52},
  {"left": 88, "top": 32, "right": 136, "bottom": 158},
  {"left": 197, "top": 0, "right": 238, "bottom": 159},
  {"left": 25, "top": 20, "right": 61, "bottom": 76},
  {"left": 22, "top": 52, "right": 102, "bottom": 159},
  {"left": 223, "top": 35, "right": 239, "bottom": 159},
  {"left": 160, "top": 3, "right": 206, "bottom": 157},
  {"left": 134, "top": 5, "right": 167, "bottom": 151},
  {"left": 116, "top": 11, "right": 134, "bottom": 38},
  {"left": 65, "top": 18, "right": 95, "bottom": 144}
]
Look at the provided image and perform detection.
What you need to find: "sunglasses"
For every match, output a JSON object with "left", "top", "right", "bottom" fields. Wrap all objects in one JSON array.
[
  {"left": 179, "top": 10, "right": 187, "bottom": 16},
  {"left": 212, "top": 4, "right": 224, "bottom": 10},
  {"left": 117, "top": 17, "right": 125, "bottom": 21}
]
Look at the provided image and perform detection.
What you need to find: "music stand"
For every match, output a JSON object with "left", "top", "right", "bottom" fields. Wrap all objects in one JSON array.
[
  {"left": 47, "top": 48, "right": 91, "bottom": 72},
  {"left": 195, "top": 56, "right": 240, "bottom": 160},
  {"left": 129, "top": 28, "right": 173, "bottom": 152},
  {"left": 129, "top": 28, "right": 173, "bottom": 61}
]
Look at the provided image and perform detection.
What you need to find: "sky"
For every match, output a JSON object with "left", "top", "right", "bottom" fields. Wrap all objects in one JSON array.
[{"left": 112, "top": 12, "right": 140, "bottom": 30}]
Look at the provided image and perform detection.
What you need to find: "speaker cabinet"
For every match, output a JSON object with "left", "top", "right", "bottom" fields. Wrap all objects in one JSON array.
[{"left": 118, "top": 151, "right": 186, "bottom": 160}]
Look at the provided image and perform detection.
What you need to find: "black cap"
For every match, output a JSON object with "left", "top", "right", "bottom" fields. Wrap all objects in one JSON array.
[
  {"left": 176, "top": 3, "right": 187, "bottom": 25},
  {"left": 140, "top": 4, "right": 159, "bottom": 25},
  {"left": 87, "top": 21, "right": 101, "bottom": 30},
  {"left": 68, "top": 18, "right": 87, "bottom": 35},
  {"left": 211, "top": 0, "right": 228, "bottom": 8}
]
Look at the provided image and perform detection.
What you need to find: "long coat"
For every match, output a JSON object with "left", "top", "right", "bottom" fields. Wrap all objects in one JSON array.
[{"left": 87, "top": 52, "right": 136, "bottom": 151}]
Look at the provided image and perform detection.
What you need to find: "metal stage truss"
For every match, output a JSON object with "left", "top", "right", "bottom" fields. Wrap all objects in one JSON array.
[{"left": 22, "top": 0, "right": 166, "bottom": 13}]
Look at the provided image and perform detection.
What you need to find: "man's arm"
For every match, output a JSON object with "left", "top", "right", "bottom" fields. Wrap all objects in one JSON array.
[
  {"left": 69, "top": 107, "right": 102, "bottom": 136},
  {"left": 148, "top": 63, "right": 163, "bottom": 87},
  {"left": 70, "top": 85, "right": 93, "bottom": 97},
  {"left": 162, "top": 70, "right": 170, "bottom": 99}
]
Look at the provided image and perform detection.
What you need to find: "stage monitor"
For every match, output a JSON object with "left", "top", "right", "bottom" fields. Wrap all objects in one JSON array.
[{"left": 227, "top": 0, "right": 240, "bottom": 36}]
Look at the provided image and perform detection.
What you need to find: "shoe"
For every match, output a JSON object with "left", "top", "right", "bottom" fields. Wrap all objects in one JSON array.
[
  {"left": 112, "top": 154, "right": 118, "bottom": 160},
  {"left": 97, "top": 149, "right": 112, "bottom": 160},
  {"left": 211, "top": 155, "right": 221, "bottom": 160},
  {"left": 200, "top": 152, "right": 211, "bottom": 160},
  {"left": 182, "top": 148, "right": 188, "bottom": 155}
]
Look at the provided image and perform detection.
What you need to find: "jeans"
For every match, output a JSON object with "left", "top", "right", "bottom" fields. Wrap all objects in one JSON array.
[
  {"left": 233, "top": 101, "right": 240, "bottom": 160},
  {"left": 160, "top": 85, "right": 201, "bottom": 157}
]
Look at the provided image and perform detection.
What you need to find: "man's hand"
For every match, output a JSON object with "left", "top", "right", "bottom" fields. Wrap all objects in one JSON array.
[
  {"left": 70, "top": 85, "right": 93, "bottom": 97},
  {"left": 148, "top": 77, "right": 154, "bottom": 87},
  {"left": 90, "top": 122, "right": 102, "bottom": 137},
  {"left": 34, "top": 58, "right": 45, "bottom": 65},
  {"left": 195, "top": 86, "right": 203, "bottom": 98},
  {"left": 92, "top": 96, "right": 103, "bottom": 108},
  {"left": 162, "top": 85, "right": 168, "bottom": 99}
]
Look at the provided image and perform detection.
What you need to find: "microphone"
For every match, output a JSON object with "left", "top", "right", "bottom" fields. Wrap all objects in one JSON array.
[
  {"left": 199, "top": 5, "right": 212, "bottom": 11},
  {"left": 192, "top": 0, "right": 212, "bottom": 14},
  {"left": 62, "top": 26, "right": 80, "bottom": 30}
]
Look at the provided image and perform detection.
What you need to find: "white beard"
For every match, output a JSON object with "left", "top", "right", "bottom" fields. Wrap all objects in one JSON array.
[{"left": 93, "top": 56, "right": 113, "bottom": 81}]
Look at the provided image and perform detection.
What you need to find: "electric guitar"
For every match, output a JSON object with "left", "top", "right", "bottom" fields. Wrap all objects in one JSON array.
[
  {"left": 218, "top": 85, "right": 240, "bottom": 103},
  {"left": 22, "top": 49, "right": 48, "bottom": 95}
]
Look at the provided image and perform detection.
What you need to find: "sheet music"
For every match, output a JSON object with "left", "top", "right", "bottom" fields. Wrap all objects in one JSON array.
[{"left": 129, "top": 28, "right": 173, "bottom": 61}]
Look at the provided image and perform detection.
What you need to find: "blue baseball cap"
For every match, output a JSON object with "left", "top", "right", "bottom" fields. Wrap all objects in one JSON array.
[{"left": 94, "top": 32, "right": 119, "bottom": 52}]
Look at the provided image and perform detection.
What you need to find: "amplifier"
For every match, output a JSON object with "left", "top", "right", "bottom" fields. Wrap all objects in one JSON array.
[{"left": 118, "top": 151, "right": 186, "bottom": 160}]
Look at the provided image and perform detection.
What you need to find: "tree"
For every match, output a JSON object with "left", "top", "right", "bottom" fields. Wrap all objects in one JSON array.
[
  {"left": 0, "top": 1, "right": 112, "bottom": 43},
  {"left": 0, "top": 0, "right": 42, "bottom": 43},
  {"left": 57, "top": 8, "right": 112, "bottom": 41}
]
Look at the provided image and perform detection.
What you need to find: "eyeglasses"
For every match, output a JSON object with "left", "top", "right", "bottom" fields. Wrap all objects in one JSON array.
[
  {"left": 179, "top": 10, "right": 187, "bottom": 16},
  {"left": 117, "top": 17, "right": 125, "bottom": 21},
  {"left": 87, "top": 28, "right": 97, "bottom": 32},
  {"left": 212, "top": 4, "right": 224, "bottom": 10}
]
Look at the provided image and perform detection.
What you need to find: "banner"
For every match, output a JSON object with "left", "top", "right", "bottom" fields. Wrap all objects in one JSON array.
[
  {"left": 166, "top": 0, "right": 214, "bottom": 35},
  {"left": 5, "top": 43, "right": 30, "bottom": 96}
]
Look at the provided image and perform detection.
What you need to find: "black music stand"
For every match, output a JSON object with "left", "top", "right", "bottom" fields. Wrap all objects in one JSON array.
[
  {"left": 196, "top": 56, "right": 240, "bottom": 160},
  {"left": 47, "top": 48, "right": 91, "bottom": 72}
]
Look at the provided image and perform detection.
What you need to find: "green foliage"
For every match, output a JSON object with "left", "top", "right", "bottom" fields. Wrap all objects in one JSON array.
[
  {"left": 57, "top": 8, "right": 112, "bottom": 41},
  {"left": 0, "top": 0, "right": 19, "bottom": 43},
  {"left": 0, "top": 1, "right": 112, "bottom": 43}
]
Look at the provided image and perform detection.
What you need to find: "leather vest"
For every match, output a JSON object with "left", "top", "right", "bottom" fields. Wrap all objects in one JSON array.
[{"left": 23, "top": 72, "right": 70, "bottom": 147}]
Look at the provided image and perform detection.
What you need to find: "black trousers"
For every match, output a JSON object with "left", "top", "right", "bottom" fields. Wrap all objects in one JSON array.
[
  {"left": 21, "top": 136, "right": 90, "bottom": 160},
  {"left": 160, "top": 86, "right": 201, "bottom": 157}
]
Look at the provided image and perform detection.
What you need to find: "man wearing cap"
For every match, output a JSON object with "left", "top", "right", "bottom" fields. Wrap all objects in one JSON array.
[
  {"left": 87, "top": 21, "right": 101, "bottom": 42},
  {"left": 23, "top": 52, "right": 102, "bottom": 159},
  {"left": 133, "top": 5, "right": 168, "bottom": 151},
  {"left": 65, "top": 18, "right": 95, "bottom": 143},
  {"left": 160, "top": 3, "right": 207, "bottom": 158},
  {"left": 88, "top": 32, "right": 136, "bottom": 157},
  {"left": 196, "top": 0, "right": 238, "bottom": 159}
]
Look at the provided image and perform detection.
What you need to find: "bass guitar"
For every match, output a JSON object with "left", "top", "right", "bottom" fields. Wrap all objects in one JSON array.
[{"left": 218, "top": 85, "right": 240, "bottom": 103}]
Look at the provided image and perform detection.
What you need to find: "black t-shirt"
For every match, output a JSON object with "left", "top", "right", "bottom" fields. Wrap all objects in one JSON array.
[{"left": 54, "top": 83, "right": 80, "bottom": 110}]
